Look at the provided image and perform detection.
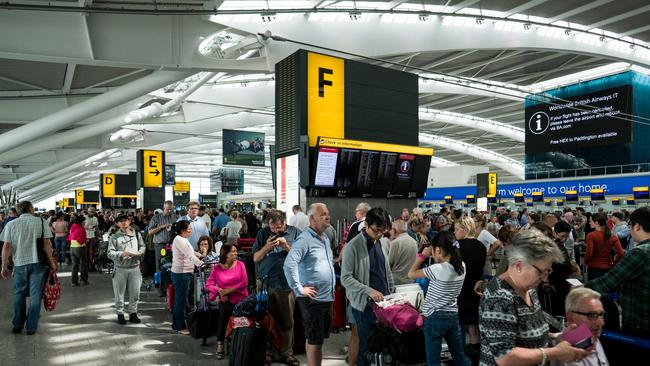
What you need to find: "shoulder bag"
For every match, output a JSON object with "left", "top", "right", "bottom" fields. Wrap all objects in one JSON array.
[{"left": 36, "top": 218, "right": 50, "bottom": 267}]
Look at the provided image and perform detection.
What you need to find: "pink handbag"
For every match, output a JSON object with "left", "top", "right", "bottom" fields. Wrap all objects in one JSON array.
[{"left": 373, "top": 302, "right": 423, "bottom": 333}]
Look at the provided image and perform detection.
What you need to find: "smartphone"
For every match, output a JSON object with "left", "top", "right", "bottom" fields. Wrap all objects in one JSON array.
[
  {"left": 566, "top": 278, "right": 584, "bottom": 287},
  {"left": 561, "top": 323, "right": 594, "bottom": 350}
]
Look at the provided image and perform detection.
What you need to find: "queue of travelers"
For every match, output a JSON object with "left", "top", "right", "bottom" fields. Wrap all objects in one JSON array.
[{"left": 0, "top": 200, "right": 649, "bottom": 365}]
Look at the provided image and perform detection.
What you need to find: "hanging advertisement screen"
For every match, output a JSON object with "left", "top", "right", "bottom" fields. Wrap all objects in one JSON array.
[
  {"left": 223, "top": 129, "right": 266, "bottom": 167},
  {"left": 276, "top": 154, "right": 300, "bottom": 222}
]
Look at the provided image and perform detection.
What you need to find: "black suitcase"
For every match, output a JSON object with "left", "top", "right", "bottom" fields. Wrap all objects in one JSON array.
[
  {"left": 366, "top": 323, "right": 427, "bottom": 365},
  {"left": 229, "top": 326, "right": 268, "bottom": 366}
]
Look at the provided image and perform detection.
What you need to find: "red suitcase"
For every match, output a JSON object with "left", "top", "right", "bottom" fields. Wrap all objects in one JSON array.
[
  {"left": 331, "top": 284, "right": 347, "bottom": 329},
  {"left": 166, "top": 283, "right": 174, "bottom": 313},
  {"left": 237, "top": 238, "right": 256, "bottom": 251}
]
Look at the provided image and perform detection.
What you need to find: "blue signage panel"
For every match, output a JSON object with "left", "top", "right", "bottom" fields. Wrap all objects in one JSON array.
[{"left": 423, "top": 174, "right": 650, "bottom": 201}]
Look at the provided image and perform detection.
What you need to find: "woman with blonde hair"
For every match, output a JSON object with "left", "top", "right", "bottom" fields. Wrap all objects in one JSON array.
[
  {"left": 454, "top": 215, "right": 487, "bottom": 364},
  {"left": 224, "top": 210, "right": 242, "bottom": 245}
]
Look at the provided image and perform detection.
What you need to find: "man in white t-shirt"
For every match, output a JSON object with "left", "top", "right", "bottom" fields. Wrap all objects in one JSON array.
[
  {"left": 85, "top": 207, "right": 100, "bottom": 271},
  {"left": 198, "top": 206, "right": 212, "bottom": 231},
  {"left": 289, "top": 205, "right": 309, "bottom": 232}
]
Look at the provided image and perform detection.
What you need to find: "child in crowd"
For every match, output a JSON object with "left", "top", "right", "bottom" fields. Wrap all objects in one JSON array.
[{"left": 408, "top": 231, "right": 470, "bottom": 366}]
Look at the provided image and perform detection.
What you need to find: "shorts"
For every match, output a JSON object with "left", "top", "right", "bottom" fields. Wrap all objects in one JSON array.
[{"left": 296, "top": 297, "right": 333, "bottom": 345}]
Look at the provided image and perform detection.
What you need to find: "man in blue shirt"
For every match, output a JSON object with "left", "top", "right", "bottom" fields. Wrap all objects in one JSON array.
[
  {"left": 212, "top": 208, "right": 230, "bottom": 238},
  {"left": 284, "top": 203, "right": 336, "bottom": 366}
]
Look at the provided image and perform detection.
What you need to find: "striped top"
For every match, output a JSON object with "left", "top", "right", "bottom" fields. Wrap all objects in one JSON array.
[
  {"left": 479, "top": 277, "right": 549, "bottom": 366},
  {"left": 421, "top": 261, "right": 466, "bottom": 316}
]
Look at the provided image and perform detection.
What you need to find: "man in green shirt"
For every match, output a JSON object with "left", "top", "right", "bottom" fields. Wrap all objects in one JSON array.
[{"left": 587, "top": 206, "right": 650, "bottom": 358}]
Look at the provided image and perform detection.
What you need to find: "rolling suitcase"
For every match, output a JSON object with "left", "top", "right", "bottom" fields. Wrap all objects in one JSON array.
[
  {"left": 186, "top": 261, "right": 220, "bottom": 345},
  {"left": 331, "top": 284, "right": 347, "bottom": 329},
  {"left": 366, "top": 323, "right": 427, "bottom": 365},
  {"left": 229, "top": 326, "right": 268, "bottom": 366}
]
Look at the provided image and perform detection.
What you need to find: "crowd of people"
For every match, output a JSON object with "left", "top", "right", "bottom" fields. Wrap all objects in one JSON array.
[{"left": 1, "top": 199, "right": 649, "bottom": 365}]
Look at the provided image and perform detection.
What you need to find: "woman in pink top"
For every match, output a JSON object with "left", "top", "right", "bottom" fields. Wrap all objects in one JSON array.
[
  {"left": 171, "top": 220, "right": 204, "bottom": 335},
  {"left": 206, "top": 243, "right": 248, "bottom": 359},
  {"left": 51, "top": 212, "right": 69, "bottom": 267}
]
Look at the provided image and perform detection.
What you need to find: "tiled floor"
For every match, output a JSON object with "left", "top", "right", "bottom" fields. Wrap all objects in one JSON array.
[{"left": 0, "top": 266, "right": 349, "bottom": 366}]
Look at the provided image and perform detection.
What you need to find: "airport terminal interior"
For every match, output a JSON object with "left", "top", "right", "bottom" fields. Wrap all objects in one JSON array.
[{"left": 1, "top": 0, "right": 650, "bottom": 365}]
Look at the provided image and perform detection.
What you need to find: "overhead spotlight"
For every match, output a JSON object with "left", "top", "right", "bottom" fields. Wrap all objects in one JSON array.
[
  {"left": 418, "top": 13, "right": 429, "bottom": 21},
  {"left": 523, "top": 23, "right": 531, "bottom": 30},
  {"left": 599, "top": 36, "right": 606, "bottom": 42},
  {"left": 349, "top": 11, "right": 362, "bottom": 20},
  {"left": 475, "top": 17, "right": 484, "bottom": 25},
  {"left": 564, "top": 29, "right": 572, "bottom": 35},
  {"left": 630, "top": 43, "right": 636, "bottom": 49},
  {"left": 260, "top": 12, "right": 276, "bottom": 22}
]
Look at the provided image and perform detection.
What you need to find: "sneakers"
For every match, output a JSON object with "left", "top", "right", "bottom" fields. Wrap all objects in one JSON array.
[
  {"left": 26, "top": 330, "right": 36, "bottom": 335},
  {"left": 81, "top": 281, "right": 90, "bottom": 286},
  {"left": 71, "top": 283, "right": 80, "bottom": 287},
  {"left": 129, "top": 313, "right": 141, "bottom": 324},
  {"left": 11, "top": 326, "right": 23, "bottom": 334},
  {"left": 117, "top": 314, "right": 127, "bottom": 325}
]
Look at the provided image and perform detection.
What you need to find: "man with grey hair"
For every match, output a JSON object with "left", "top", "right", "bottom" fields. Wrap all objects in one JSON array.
[
  {"left": 177, "top": 200, "right": 209, "bottom": 250},
  {"left": 345, "top": 202, "right": 371, "bottom": 244},
  {"left": 148, "top": 200, "right": 178, "bottom": 296},
  {"left": 551, "top": 288, "right": 609, "bottom": 365},
  {"left": 284, "top": 203, "right": 336, "bottom": 366},
  {"left": 1, "top": 201, "right": 56, "bottom": 335},
  {"left": 388, "top": 219, "right": 418, "bottom": 285}
]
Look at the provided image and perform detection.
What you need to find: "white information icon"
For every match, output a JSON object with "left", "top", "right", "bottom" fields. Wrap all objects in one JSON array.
[{"left": 528, "top": 112, "right": 550, "bottom": 135}]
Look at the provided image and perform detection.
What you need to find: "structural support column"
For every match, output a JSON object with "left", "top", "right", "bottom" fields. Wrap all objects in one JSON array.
[
  {"left": 0, "top": 69, "right": 193, "bottom": 155},
  {"left": 1, "top": 150, "right": 99, "bottom": 191}
]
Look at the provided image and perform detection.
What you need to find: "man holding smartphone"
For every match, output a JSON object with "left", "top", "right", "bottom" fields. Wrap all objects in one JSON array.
[
  {"left": 108, "top": 214, "right": 145, "bottom": 325},
  {"left": 253, "top": 209, "right": 302, "bottom": 365},
  {"left": 551, "top": 288, "right": 609, "bottom": 365}
]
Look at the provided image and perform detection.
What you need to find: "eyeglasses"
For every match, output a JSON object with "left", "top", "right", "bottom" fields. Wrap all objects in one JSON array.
[
  {"left": 367, "top": 226, "right": 386, "bottom": 234},
  {"left": 571, "top": 311, "right": 606, "bottom": 321},
  {"left": 188, "top": 207, "right": 199, "bottom": 210},
  {"left": 530, "top": 263, "right": 553, "bottom": 276}
]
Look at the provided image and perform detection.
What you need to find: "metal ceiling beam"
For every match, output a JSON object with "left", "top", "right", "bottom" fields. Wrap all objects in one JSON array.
[
  {"left": 545, "top": 0, "right": 613, "bottom": 23},
  {"left": 62, "top": 63, "right": 76, "bottom": 94},
  {"left": 377, "top": 1, "right": 409, "bottom": 11},
  {"left": 447, "top": 0, "right": 481, "bottom": 13},
  {"left": 0, "top": 12, "right": 269, "bottom": 72},
  {"left": 479, "top": 53, "right": 566, "bottom": 79},
  {"left": 0, "top": 74, "right": 55, "bottom": 94},
  {"left": 503, "top": 0, "right": 548, "bottom": 18},
  {"left": 618, "top": 24, "right": 650, "bottom": 38},
  {"left": 77, "top": 68, "right": 148, "bottom": 93},
  {"left": 1, "top": 149, "right": 100, "bottom": 191},
  {"left": 586, "top": 4, "right": 650, "bottom": 30},
  {"left": 420, "top": 50, "right": 478, "bottom": 71},
  {"left": 0, "top": 69, "right": 192, "bottom": 155}
]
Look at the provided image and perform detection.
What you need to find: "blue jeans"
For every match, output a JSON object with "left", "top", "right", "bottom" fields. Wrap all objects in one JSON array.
[
  {"left": 424, "top": 312, "right": 469, "bottom": 366},
  {"left": 12, "top": 263, "right": 47, "bottom": 331},
  {"left": 54, "top": 237, "right": 67, "bottom": 264},
  {"left": 351, "top": 304, "right": 375, "bottom": 366},
  {"left": 171, "top": 272, "right": 192, "bottom": 331}
]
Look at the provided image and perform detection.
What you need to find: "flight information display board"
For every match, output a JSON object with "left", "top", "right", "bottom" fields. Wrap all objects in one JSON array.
[
  {"left": 525, "top": 85, "right": 632, "bottom": 154},
  {"left": 310, "top": 137, "right": 433, "bottom": 198}
]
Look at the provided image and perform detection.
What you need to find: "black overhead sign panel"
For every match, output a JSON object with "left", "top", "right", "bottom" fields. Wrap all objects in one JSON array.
[{"left": 525, "top": 85, "right": 632, "bottom": 154}]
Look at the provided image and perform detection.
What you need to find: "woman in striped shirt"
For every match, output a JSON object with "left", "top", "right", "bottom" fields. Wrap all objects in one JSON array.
[{"left": 409, "top": 231, "right": 469, "bottom": 366}]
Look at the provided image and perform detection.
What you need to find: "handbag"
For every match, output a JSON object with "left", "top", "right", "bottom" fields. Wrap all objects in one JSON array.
[
  {"left": 233, "top": 276, "right": 269, "bottom": 317},
  {"left": 373, "top": 300, "right": 424, "bottom": 333},
  {"left": 36, "top": 218, "right": 50, "bottom": 267},
  {"left": 43, "top": 270, "right": 61, "bottom": 311}
]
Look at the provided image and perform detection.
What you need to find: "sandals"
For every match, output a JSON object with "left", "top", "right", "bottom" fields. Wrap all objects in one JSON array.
[
  {"left": 284, "top": 355, "right": 300, "bottom": 366},
  {"left": 216, "top": 342, "right": 225, "bottom": 360}
]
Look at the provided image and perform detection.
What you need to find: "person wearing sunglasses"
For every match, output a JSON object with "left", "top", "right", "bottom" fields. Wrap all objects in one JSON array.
[
  {"left": 551, "top": 288, "right": 609, "bottom": 366},
  {"left": 479, "top": 229, "right": 591, "bottom": 366}
]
